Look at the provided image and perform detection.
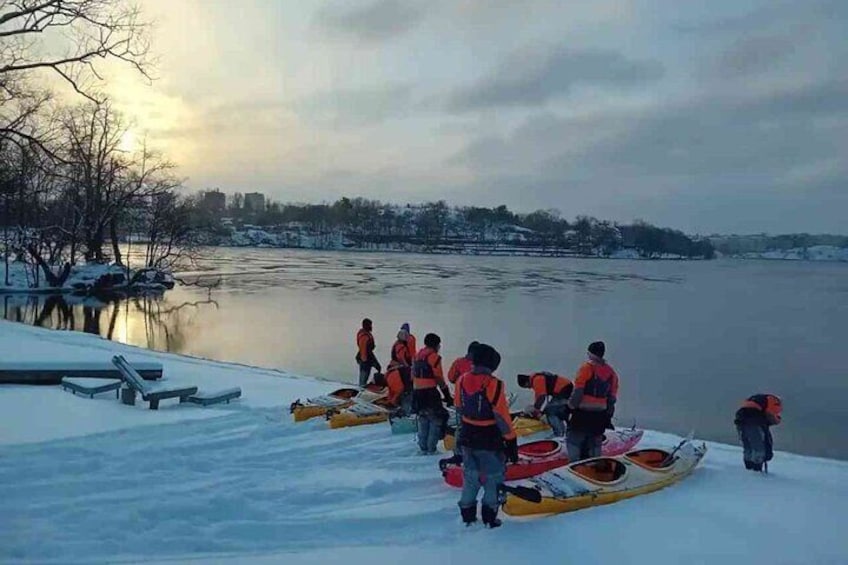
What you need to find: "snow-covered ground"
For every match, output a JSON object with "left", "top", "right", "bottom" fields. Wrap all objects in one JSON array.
[{"left": 1, "top": 321, "right": 846, "bottom": 564}]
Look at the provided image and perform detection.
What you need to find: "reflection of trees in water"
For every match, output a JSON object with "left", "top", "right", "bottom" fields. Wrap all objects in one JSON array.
[
  {"left": 1, "top": 292, "right": 218, "bottom": 353},
  {"left": 131, "top": 292, "right": 219, "bottom": 352}
]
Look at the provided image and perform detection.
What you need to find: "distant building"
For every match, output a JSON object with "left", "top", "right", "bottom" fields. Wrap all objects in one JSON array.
[
  {"left": 202, "top": 190, "right": 226, "bottom": 213},
  {"left": 244, "top": 192, "right": 266, "bottom": 213}
]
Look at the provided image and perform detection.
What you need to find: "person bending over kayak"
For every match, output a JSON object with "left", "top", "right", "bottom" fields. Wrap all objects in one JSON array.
[
  {"left": 373, "top": 362, "right": 410, "bottom": 414},
  {"left": 517, "top": 372, "right": 574, "bottom": 437},
  {"left": 735, "top": 394, "right": 782, "bottom": 472},
  {"left": 455, "top": 343, "right": 518, "bottom": 528},
  {"left": 355, "top": 318, "right": 381, "bottom": 387},
  {"left": 413, "top": 333, "right": 452, "bottom": 454},
  {"left": 567, "top": 341, "right": 619, "bottom": 462}
]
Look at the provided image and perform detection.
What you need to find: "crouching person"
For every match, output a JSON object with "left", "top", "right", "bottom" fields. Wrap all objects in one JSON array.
[
  {"left": 735, "top": 394, "right": 782, "bottom": 472},
  {"left": 517, "top": 372, "right": 573, "bottom": 437},
  {"left": 412, "top": 333, "right": 452, "bottom": 454},
  {"left": 456, "top": 344, "right": 518, "bottom": 528}
]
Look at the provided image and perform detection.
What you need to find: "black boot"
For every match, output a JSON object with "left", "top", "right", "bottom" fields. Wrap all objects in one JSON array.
[
  {"left": 481, "top": 505, "right": 502, "bottom": 529},
  {"left": 459, "top": 504, "right": 477, "bottom": 526},
  {"left": 744, "top": 460, "right": 754, "bottom": 470}
]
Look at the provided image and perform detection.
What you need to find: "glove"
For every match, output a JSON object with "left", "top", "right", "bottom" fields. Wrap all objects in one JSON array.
[{"left": 504, "top": 437, "right": 519, "bottom": 464}]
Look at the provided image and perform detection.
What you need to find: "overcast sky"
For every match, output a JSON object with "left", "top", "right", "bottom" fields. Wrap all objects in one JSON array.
[{"left": 107, "top": 0, "right": 847, "bottom": 234}]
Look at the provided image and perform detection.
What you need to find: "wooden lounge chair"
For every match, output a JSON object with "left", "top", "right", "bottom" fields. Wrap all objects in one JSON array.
[
  {"left": 61, "top": 377, "right": 123, "bottom": 399},
  {"left": 112, "top": 355, "right": 198, "bottom": 410}
]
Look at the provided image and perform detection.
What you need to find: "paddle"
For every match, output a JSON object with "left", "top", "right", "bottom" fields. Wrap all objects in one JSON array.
[
  {"left": 660, "top": 430, "right": 695, "bottom": 467},
  {"left": 499, "top": 484, "right": 543, "bottom": 504}
]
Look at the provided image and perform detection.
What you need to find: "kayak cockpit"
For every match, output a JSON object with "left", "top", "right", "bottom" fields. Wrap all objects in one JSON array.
[
  {"left": 624, "top": 449, "right": 675, "bottom": 471},
  {"left": 519, "top": 440, "right": 561, "bottom": 458},
  {"left": 569, "top": 458, "right": 627, "bottom": 484}
]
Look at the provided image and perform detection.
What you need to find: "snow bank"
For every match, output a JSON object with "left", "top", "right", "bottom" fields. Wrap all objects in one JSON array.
[
  {"left": 743, "top": 245, "right": 848, "bottom": 262},
  {"left": 0, "top": 321, "right": 846, "bottom": 564},
  {"left": 0, "top": 261, "right": 175, "bottom": 294}
]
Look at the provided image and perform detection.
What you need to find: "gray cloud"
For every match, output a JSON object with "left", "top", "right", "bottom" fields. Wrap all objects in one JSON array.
[
  {"left": 709, "top": 34, "right": 799, "bottom": 79},
  {"left": 449, "top": 77, "right": 848, "bottom": 232},
  {"left": 446, "top": 46, "right": 664, "bottom": 112},
  {"left": 314, "top": 0, "right": 425, "bottom": 43},
  {"left": 295, "top": 84, "right": 413, "bottom": 127}
]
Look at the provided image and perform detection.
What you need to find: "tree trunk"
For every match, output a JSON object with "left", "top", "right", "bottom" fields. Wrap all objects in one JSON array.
[
  {"left": 110, "top": 218, "right": 123, "bottom": 266},
  {"left": 26, "top": 245, "right": 72, "bottom": 288}
]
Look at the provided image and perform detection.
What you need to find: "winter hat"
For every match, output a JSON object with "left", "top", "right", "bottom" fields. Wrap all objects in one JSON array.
[
  {"left": 588, "top": 341, "right": 606, "bottom": 358},
  {"left": 362, "top": 318, "right": 373, "bottom": 330},
  {"left": 517, "top": 374, "right": 532, "bottom": 388},
  {"left": 424, "top": 333, "right": 441, "bottom": 349},
  {"left": 401, "top": 323, "right": 410, "bottom": 332},
  {"left": 397, "top": 330, "right": 409, "bottom": 341},
  {"left": 466, "top": 341, "right": 480, "bottom": 356},
  {"left": 473, "top": 344, "right": 501, "bottom": 371}
]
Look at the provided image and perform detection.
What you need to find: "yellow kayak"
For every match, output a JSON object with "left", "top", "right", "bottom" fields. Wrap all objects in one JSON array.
[
  {"left": 290, "top": 385, "right": 387, "bottom": 422},
  {"left": 503, "top": 441, "right": 707, "bottom": 516},
  {"left": 327, "top": 397, "right": 395, "bottom": 429},
  {"left": 443, "top": 413, "right": 549, "bottom": 451}
]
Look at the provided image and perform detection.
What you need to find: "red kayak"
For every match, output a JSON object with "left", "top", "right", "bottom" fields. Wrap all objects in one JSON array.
[{"left": 441, "top": 428, "right": 644, "bottom": 488}]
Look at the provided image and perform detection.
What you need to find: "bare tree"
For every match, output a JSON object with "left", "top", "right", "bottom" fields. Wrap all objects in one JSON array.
[{"left": 0, "top": 0, "right": 150, "bottom": 154}]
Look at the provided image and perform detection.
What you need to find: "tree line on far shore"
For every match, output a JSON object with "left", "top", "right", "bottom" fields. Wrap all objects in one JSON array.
[{"left": 204, "top": 196, "right": 716, "bottom": 259}]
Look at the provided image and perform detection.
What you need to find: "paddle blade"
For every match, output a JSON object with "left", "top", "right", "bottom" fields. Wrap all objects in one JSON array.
[{"left": 501, "top": 485, "right": 543, "bottom": 504}]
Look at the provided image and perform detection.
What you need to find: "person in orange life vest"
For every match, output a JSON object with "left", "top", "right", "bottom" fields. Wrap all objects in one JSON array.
[
  {"left": 735, "top": 394, "right": 782, "bottom": 472},
  {"left": 455, "top": 343, "right": 518, "bottom": 528},
  {"left": 448, "top": 341, "right": 479, "bottom": 385},
  {"left": 567, "top": 341, "right": 619, "bottom": 462},
  {"left": 517, "top": 372, "right": 573, "bottom": 437},
  {"left": 391, "top": 329, "right": 413, "bottom": 391},
  {"left": 355, "top": 318, "right": 381, "bottom": 387},
  {"left": 401, "top": 323, "right": 416, "bottom": 362},
  {"left": 412, "top": 333, "right": 453, "bottom": 454},
  {"left": 372, "top": 362, "right": 408, "bottom": 412},
  {"left": 443, "top": 341, "right": 481, "bottom": 460}
]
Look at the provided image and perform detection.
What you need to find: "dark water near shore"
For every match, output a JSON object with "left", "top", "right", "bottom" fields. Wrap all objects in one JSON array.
[{"left": 4, "top": 248, "right": 847, "bottom": 459}]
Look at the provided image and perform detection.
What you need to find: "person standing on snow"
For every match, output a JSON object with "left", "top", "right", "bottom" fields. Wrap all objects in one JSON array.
[
  {"left": 355, "top": 318, "right": 381, "bottom": 387},
  {"left": 517, "top": 372, "right": 574, "bottom": 437},
  {"left": 567, "top": 341, "right": 619, "bottom": 462},
  {"left": 455, "top": 343, "right": 518, "bottom": 528},
  {"left": 391, "top": 329, "right": 414, "bottom": 406},
  {"left": 401, "top": 323, "right": 416, "bottom": 361},
  {"left": 735, "top": 394, "right": 782, "bottom": 472},
  {"left": 412, "top": 333, "right": 452, "bottom": 454},
  {"left": 442, "top": 341, "right": 481, "bottom": 463}
]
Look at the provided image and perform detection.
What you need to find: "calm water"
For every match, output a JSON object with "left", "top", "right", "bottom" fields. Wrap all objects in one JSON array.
[{"left": 5, "top": 248, "right": 847, "bottom": 459}]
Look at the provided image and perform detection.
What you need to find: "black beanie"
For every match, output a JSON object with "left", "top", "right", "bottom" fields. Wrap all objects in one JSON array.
[
  {"left": 588, "top": 341, "right": 606, "bottom": 358},
  {"left": 473, "top": 343, "right": 501, "bottom": 371},
  {"left": 517, "top": 374, "right": 531, "bottom": 388},
  {"left": 466, "top": 341, "right": 480, "bottom": 356},
  {"left": 424, "top": 333, "right": 441, "bottom": 349}
]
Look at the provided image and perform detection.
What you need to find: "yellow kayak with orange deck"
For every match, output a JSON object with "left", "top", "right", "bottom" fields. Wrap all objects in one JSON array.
[{"left": 502, "top": 439, "right": 707, "bottom": 516}]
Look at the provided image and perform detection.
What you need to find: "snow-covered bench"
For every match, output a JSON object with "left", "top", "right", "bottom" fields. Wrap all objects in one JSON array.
[
  {"left": 61, "top": 377, "right": 123, "bottom": 399},
  {"left": 0, "top": 360, "right": 163, "bottom": 385},
  {"left": 112, "top": 355, "right": 197, "bottom": 410},
  {"left": 182, "top": 388, "right": 242, "bottom": 406}
]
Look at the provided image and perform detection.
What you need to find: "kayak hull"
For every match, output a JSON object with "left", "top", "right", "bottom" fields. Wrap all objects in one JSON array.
[
  {"left": 503, "top": 442, "right": 707, "bottom": 516},
  {"left": 442, "top": 429, "right": 644, "bottom": 488}
]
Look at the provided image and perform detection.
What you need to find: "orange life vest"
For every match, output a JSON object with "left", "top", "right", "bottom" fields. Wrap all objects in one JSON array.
[
  {"left": 530, "top": 372, "right": 573, "bottom": 400},
  {"left": 573, "top": 361, "right": 618, "bottom": 411},
  {"left": 412, "top": 347, "right": 443, "bottom": 389},
  {"left": 740, "top": 394, "right": 782, "bottom": 425},
  {"left": 391, "top": 340, "right": 412, "bottom": 366},
  {"left": 447, "top": 356, "right": 473, "bottom": 384},
  {"left": 356, "top": 328, "right": 374, "bottom": 363}
]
